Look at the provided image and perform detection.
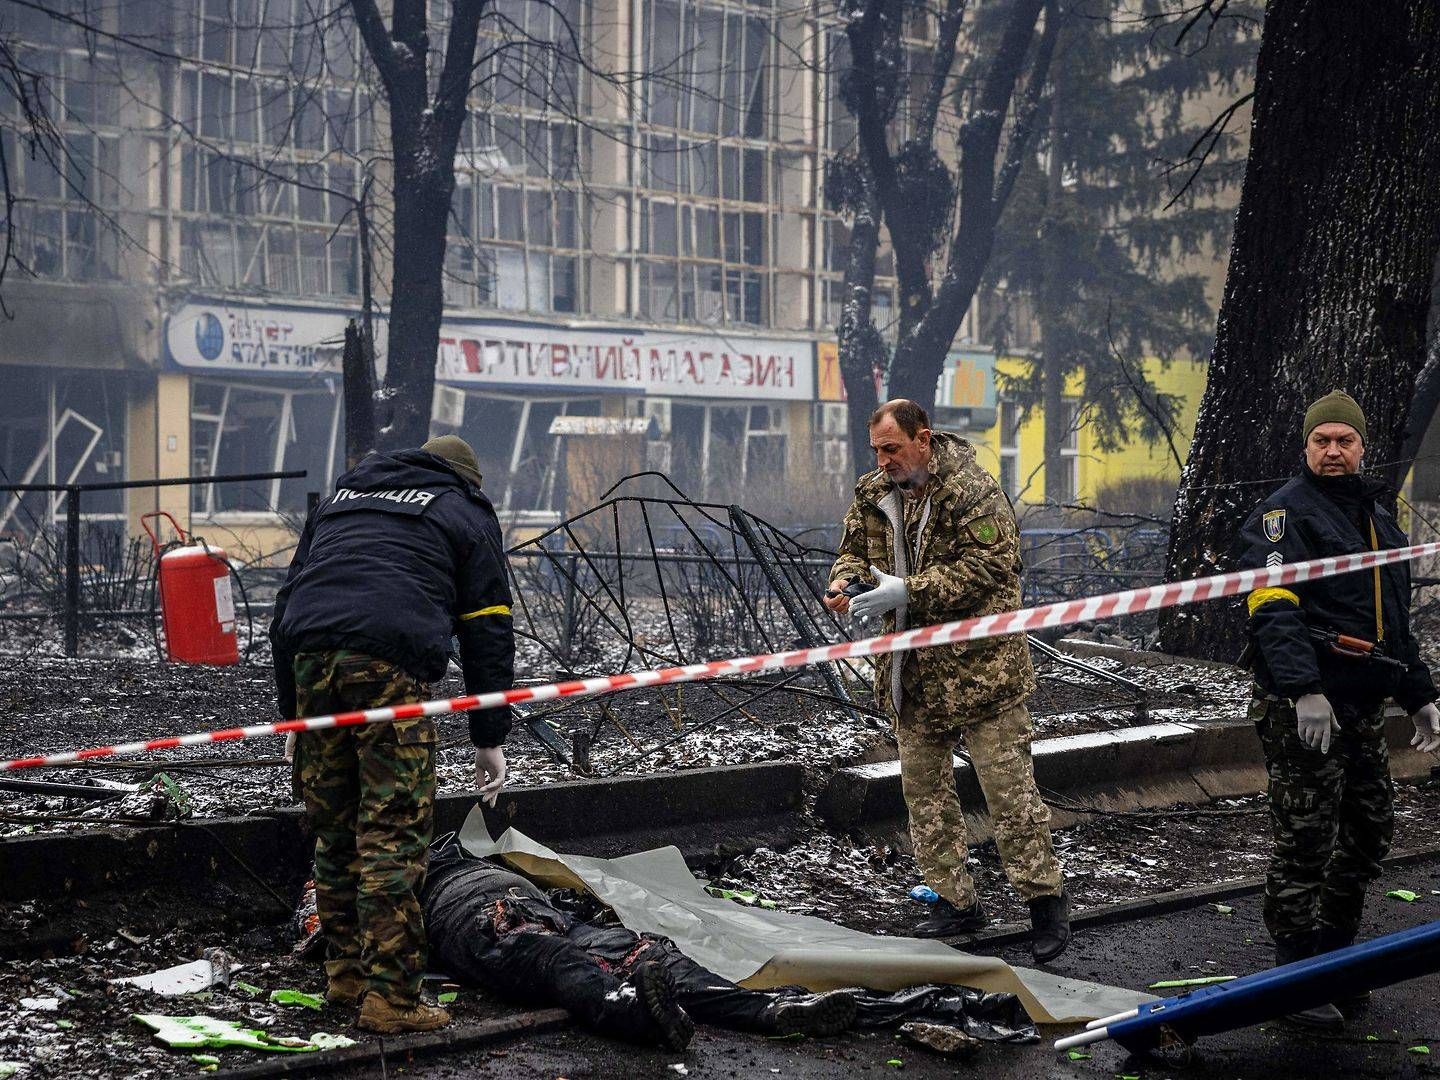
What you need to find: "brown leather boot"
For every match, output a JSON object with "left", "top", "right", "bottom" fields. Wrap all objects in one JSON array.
[{"left": 357, "top": 991, "right": 451, "bottom": 1034}]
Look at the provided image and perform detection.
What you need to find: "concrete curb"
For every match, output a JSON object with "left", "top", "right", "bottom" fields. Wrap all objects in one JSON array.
[
  {"left": 214, "top": 1008, "right": 571, "bottom": 1079},
  {"left": 817, "top": 709, "right": 1433, "bottom": 833},
  {"left": 0, "top": 761, "right": 807, "bottom": 902}
]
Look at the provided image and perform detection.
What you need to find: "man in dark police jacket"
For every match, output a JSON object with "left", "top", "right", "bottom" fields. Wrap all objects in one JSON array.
[
  {"left": 271, "top": 435, "right": 514, "bottom": 1034},
  {"left": 1239, "top": 390, "right": 1440, "bottom": 1029}
]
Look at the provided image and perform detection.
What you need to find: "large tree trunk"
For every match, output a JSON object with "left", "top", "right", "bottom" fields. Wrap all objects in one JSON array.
[
  {"left": 379, "top": 119, "right": 455, "bottom": 449},
  {"left": 1160, "top": 0, "right": 1440, "bottom": 660},
  {"left": 342, "top": 320, "right": 377, "bottom": 467},
  {"left": 838, "top": 175, "right": 885, "bottom": 478},
  {"left": 351, "top": 0, "right": 483, "bottom": 452}
]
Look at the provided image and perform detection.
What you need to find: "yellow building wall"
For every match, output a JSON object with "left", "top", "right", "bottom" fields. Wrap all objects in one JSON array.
[{"left": 967, "top": 356, "right": 1210, "bottom": 505}]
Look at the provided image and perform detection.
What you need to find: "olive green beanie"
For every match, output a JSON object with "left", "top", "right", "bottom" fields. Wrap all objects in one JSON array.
[
  {"left": 421, "top": 434, "right": 483, "bottom": 489},
  {"left": 1302, "top": 389, "right": 1367, "bottom": 444}
]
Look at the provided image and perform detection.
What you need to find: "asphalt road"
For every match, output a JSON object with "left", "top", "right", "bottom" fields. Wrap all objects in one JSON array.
[{"left": 331, "top": 855, "right": 1440, "bottom": 1080}]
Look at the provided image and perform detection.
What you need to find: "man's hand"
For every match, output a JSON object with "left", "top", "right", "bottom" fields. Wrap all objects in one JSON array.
[
  {"left": 849, "top": 565, "right": 906, "bottom": 622},
  {"left": 475, "top": 746, "right": 507, "bottom": 806},
  {"left": 823, "top": 578, "right": 852, "bottom": 615},
  {"left": 1411, "top": 702, "right": 1440, "bottom": 753},
  {"left": 1295, "top": 693, "right": 1340, "bottom": 754}
]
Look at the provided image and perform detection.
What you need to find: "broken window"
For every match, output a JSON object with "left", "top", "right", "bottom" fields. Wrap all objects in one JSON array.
[
  {"left": 174, "top": 14, "right": 369, "bottom": 299},
  {"left": 190, "top": 379, "right": 342, "bottom": 516},
  {"left": 432, "top": 391, "right": 601, "bottom": 515},
  {"left": 448, "top": 109, "right": 587, "bottom": 314},
  {"left": 0, "top": 368, "right": 128, "bottom": 539},
  {"left": 0, "top": 46, "right": 123, "bottom": 282},
  {"left": 635, "top": 0, "right": 778, "bottom": 327}
]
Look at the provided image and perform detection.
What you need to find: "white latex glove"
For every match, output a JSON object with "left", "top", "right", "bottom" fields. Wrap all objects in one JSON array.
[
  {"left": 1295, "top": 693, "right": 1340, "bottom": 754},
  {"left": 1410, "top": 702, "right": 1440, "bottom": 753},
  {"left": 284, "top": 731, "right": 297, "bottom": 763},
  {"left": 848, "top": 565, "right": 907, "bottom": 623},
  {"left": 475, "top": 746, "right": 507, "bottom": 806}
]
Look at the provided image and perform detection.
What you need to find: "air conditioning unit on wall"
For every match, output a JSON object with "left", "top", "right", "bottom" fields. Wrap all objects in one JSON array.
[
  {"left": 818, "top": 402, "right": 848, "bottom": 437},
  {"left": 432, "top": 385, "right": 467, "bottom": 429}
]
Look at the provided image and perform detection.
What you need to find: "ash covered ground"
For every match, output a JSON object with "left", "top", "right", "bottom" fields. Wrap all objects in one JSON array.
[{"left": 0, "top": 617, "right": 1244, "bottom": 834}]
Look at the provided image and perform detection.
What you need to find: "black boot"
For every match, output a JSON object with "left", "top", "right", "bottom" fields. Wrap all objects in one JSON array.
[
  {"left": 1274, "top": 936, "right": 1344, "bottom": 1030},
  {"left": 627, "top": 962, "right": 695, "bottom": 1052},
  {"left": 1028, "top": 891, "right": 1071, "bottom": 964},
  {"left": 913, "top": 898, "right": 987, "bottom": 938},
  {"left": 1316, "top": 926, "right": 1369, "bottom": 1013},
  {"left": 760, "top": 990, "right": 858, "bottom": 1038}
]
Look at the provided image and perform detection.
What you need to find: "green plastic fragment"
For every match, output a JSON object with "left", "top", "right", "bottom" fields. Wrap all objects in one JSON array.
[
  {"left": 56, "top": 1020, "right": 74, "bottom": 1030},
  {"left": 885, "top": 1059, "right": 903, "bottom": 1067},
  {"left": 1411, "top": 1046, "right": 1431, "bottom": 1055},
  {"left": 1067, "top": 1050, "right": 1092, "bottom": 1060},
  {"left": 766, "top": 1032, "right": 805, "bottom": 1041},
  {"left": 1212, "top": 904, "right": 1234, "bottom": 915},
  {"left": 231, "top": 981, "right": 263, "bottom": 997},
  {"left": 133, "top": 1015, "right": 318, "bottom": 1054},
  {"left": 269, "top": 989, "right": 325, "bottom": 1011},
  {"left": 438, "top": 991, "right": 458, "bottom": 1004},
  {"left": 0, "top": 1064, "right": 20, "bottom": 1079},
  {"left": 150, "top": 772, "right": 193, "bottom": 817},
  {"left": 704, "top": 886, "right": 777, "bottom": 909},
  {"left": 189, "top": 1056, "right": 220, "bottom": 1066},
  {"left": 1147, "top": 976, "right": 1237, "bottom": 990},
  {"left": 1366, "top": 1034, "right": 1380, "bottom": 1042},
  {"left": 1387, "top": 890, "right": 1420, "bottom": 903}
]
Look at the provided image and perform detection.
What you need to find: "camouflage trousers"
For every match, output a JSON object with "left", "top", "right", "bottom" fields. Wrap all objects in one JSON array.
[
  {"left": 293, "top": 650, "right": 437, "bottom": 1006},
  {"left": 895, "top": 698, "right": 1062, "bottom": 907},
  {"left": 1253, "top": 691, "right": 1392, "bottom": 945}
]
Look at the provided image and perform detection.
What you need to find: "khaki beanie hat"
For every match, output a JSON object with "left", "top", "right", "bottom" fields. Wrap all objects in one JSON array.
[
  {"left": 1302, "top": 389, "right": 1367, "bottom": 444},
  {"left": 421, "top": 434, "right": 484, "bottom": 489}
]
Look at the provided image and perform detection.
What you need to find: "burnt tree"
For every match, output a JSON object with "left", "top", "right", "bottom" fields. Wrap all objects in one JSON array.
[
  {"left": 351, "top": 0, "right": 487, "bottom": 450},
  {"left": 829, "top": 0, "right": 1054, "bottom": 471},
  {"left": 1161, "top": 0, "right": 1440, "bottom": 659}
]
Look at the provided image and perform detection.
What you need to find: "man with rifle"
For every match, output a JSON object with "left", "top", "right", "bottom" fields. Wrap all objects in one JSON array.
[{"left": 1240, "top": 390, "right": 1440, "bottom": 1030}]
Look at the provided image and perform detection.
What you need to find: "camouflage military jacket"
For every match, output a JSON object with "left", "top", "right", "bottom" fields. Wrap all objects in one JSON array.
[{"left": 831, "top": 432, "right": 1034, "bottom": 725}]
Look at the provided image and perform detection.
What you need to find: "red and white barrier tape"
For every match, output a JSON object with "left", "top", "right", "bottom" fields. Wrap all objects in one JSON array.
[{"left": 5, "top": 540, "right": 1439, "bottom": 773}]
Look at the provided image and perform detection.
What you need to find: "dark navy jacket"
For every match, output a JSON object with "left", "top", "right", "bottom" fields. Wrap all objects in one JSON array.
[
  {"left": 1238, "top": 467, "right": 1435, "bottom": 712},
  {"left": 269, "top": 450, "right": 514, "bottom": 747}
]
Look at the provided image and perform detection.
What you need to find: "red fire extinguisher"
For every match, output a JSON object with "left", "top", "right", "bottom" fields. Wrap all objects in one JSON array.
[{"left": 142, "top": 512, "right": 240, "bottom": 666}]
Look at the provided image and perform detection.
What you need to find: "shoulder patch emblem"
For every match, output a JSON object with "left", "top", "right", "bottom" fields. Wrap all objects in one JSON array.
[
  {"left": 967, "top": 515, "right": 1000, "bottom": 546},
  {"left": 1262, "top": 509, "right": 1286, "bottom": 543}
]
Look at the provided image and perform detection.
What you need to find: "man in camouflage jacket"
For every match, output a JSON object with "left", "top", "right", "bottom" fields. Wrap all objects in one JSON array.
[{"left": 825, "top": 400, "right": 1068, "bottom": 962}]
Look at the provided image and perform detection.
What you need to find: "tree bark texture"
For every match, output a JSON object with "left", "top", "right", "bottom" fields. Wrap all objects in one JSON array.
[
  {"left": 1161, "top": 0, "right": 1440, "bottom": 659},
  {"left": 342, "top": 320, "right": 378, "bottom": 467},
  {"left": 837, "top": 165, "right": 884, "bottom": 478}
]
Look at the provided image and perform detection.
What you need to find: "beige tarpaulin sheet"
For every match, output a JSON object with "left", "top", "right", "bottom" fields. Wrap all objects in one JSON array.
[{"left": 458, "top": 808, "right": 1152, "bottom": 1025}]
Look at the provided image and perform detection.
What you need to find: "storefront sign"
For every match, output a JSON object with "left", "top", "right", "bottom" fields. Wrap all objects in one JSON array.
[
  {"left": 165, "top": 303, "right": 344, "bottom": 375},
  {"left": 166, "top": 300, "right": 816, "bottom": 401},
  {"left": 434, "top": 325, "right": 812, "bottom": 400},
  {"left": 939, "top": 350, "right": 998, "bottom": 411}
]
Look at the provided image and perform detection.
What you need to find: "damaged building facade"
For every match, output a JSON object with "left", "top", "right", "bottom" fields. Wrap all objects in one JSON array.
[
  {"left": 0, "top": 0, "right": 1219, "bottom": 560},
  {"left": 0, "top": 0, "right": 876, "bottom": 557}
]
